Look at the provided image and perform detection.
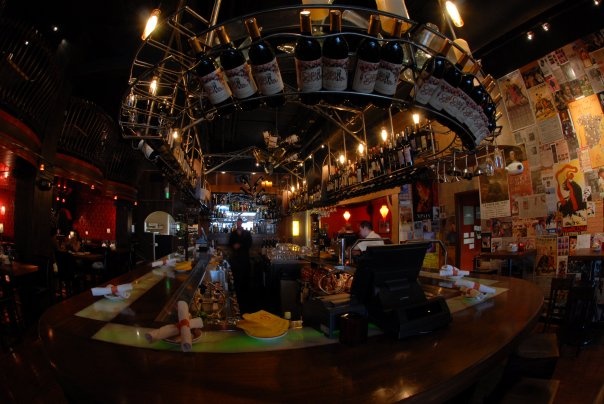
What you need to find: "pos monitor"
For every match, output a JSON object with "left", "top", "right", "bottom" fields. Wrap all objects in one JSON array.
[{"left": 350, "top": 243, "right": 451, "bottom": 339}]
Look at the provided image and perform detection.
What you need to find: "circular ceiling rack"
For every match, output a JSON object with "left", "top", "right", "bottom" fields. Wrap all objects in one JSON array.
[{"left": 119, "top": 2, "right": 502, "bottom": 198}]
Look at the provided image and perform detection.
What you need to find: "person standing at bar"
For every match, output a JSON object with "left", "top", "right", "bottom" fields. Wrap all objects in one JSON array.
[{"left": 228, "top": 217, "right": 253, "bottom": 313}]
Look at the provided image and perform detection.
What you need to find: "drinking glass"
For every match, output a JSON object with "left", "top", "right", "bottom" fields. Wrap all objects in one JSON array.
[
  {"left": 484, "top": 145, "right": 495, "bottom": 176},
  {"left": 375, "top": 0, "right": 410, "bottom": 34},
  {"left": 462, "top": 154, "right": 473, "bottom": 179},
  {"left": 301, "top": 0, "right": 334, "bottom": 23}
]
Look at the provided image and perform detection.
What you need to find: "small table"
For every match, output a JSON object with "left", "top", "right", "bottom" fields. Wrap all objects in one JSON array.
[
  {"left": 568, "top": 249, "right": 603, "bottom": 282},
  {"left": 1, "top": 261, "right": 39, "bottom": 277},
  {"left": 70, "top": 252, "right": 106, "bottom": 284},
  {"left": 478, "top": 249, "right": 536, "bottom": 277}
]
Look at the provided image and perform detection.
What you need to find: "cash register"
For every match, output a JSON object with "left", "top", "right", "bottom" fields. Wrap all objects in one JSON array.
[{"left": 303, "top": 242, "right": 451, "bottom": 339}]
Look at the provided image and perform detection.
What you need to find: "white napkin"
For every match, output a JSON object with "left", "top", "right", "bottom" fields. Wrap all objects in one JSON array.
[
  {"left": 439, "top": 265, "right": 470, "bottom": 277},
  {"left": 151, "top": 258, "right": 177, "bottom": 268},
  {"left": 144, "top": 317, "right": 203, "bottom": 343},
  {"left": 177, "top": 301, "right": 193, "bottom": 352},
  {"left": 91, "top": 283, "right": 133, "bottom": 298},
  {"left": 454, "top": 279, "right": 496, "bottom": 294},
  {"left": 144, "top": 300, "right": 203, "bottom": 352}
]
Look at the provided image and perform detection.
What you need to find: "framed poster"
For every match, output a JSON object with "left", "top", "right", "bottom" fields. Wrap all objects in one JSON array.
[{"left": 481, "top": 232, "right": 492, "bottom": 252}]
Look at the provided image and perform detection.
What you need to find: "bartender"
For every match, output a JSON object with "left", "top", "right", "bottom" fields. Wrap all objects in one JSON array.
[{"left": 352, "top": 221, "right": 384, "bottom": 255}]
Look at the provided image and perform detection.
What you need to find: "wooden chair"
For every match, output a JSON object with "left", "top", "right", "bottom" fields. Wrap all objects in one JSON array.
[
  {"left": 542, "top": 275, "right": 575, "bottom": 331},
  {"left": 501, "top": 276, "right": 576, "bottom": 384},
  {"left": 0, "top": 270, "right": 24, "bottom": 351},
  {"left": 500, "top": 378, "right": 559, "bottom": 404},
  {"left": 23, "top": 255, "right": 54, "bottom": 322},
  {"left": 559, "top": 284, "right": 597, "bottom": 355},
  {"left": 54, "top": 251, "right": 85, "bottom": 300}
]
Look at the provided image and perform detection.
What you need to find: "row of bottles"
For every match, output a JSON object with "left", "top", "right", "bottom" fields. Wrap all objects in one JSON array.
[
  {"left": 188, "top": 10, "right": 412, "bottom": 115},
  {"left": 413, "top": 47, "right": 500, "bottom": 148},
  {"left": 324, "top": 124, "right": 435, "bottom": 189},
  {"left": 295, "top": 11, "right": 409, "bottom": 109}
]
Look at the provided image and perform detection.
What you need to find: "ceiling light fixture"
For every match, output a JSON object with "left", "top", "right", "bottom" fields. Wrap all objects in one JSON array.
[
  {"left": 142, "top": 9, "right": 161, "bottom": 40},
  {"left": 526, "top": 31, "right": 534, "bottom": 41},
  {"left": 541, "top": 22, "right": 550, "bottom": 32},
  {"left": 445, "top": 1, "right": 464, "bottom": 27}
]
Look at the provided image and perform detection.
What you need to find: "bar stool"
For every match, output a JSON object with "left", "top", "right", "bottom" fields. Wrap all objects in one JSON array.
[
  {"left": 500, "top": 377, "right": 559, "bottom": 404},
  {"left": 54, "top": 251, "right": 85, "bottom": 299}
]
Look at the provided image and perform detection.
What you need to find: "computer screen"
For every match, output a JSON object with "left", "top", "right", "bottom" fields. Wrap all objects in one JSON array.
[{"left": 350, "top": 242, "right": 431, "bottom": 308}]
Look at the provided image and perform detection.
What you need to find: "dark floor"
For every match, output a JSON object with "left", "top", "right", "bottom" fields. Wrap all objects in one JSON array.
[{"left": 1, "top": 315, "right": 603, "bottom": 404}]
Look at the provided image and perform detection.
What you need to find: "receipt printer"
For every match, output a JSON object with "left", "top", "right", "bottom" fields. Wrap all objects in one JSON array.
[{"left": 302, "top": 293, "right": 367, "bottom": 338}]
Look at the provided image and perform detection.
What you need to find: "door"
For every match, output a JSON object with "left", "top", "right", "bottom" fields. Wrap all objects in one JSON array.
[{"left": 455, "top": 191, "right": 481, "bottom": 271}]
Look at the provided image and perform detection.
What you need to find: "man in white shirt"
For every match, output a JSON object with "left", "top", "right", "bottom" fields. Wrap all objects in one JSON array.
[{"left": 353, "top": 221, "right": 384, "bottom": 253}]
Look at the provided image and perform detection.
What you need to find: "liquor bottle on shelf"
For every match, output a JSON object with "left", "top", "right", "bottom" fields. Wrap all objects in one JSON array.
[
  {"left": 322, "top": 10, "right": 349, "bottom": 105},
  {"left": 244, "top": 17, "right": 286, "bottom": 108},
  {"left": 348, "top": 160, "right": 356, "bottom": 186},
  {"left": 350, "top": 14, "right": 381, "bottom": 108},
  {"left": 215, "top": 26, "right": 260, "bottom": 111},
  {"left": 188, "top": 37, "right": 235, "bottom": 115},
  {"left": 374, "top": 19, "right": 407, "bottom": 109},
  {"left": 395, "top": 132, "right": 406, "bottom": 168},
  {"left": 295, "top": 10, "right": 322, "bottom": 105},
  {"left": 403, "top": 129, "right": 413, "bottom": 166},
  {"left": 356, "top": 157, "right": 363, "bottom": 183}
]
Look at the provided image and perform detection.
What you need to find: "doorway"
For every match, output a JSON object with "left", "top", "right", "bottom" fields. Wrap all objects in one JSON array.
[{"left": 455, "top": 191, "right": 481, "bottom": 270}]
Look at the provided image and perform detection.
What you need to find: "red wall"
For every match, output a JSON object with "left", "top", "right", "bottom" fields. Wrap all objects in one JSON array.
[
  {"left": 72, "top": 187, "right": 116, "bottom": 241},
  {"left": 320, "top": 196, "right": 391, "bottom": 241},
  {"left": 0, "top": 174, "right": 16, "bottom": 239}
]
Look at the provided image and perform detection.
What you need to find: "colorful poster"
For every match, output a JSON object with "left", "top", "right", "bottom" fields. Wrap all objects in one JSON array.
[
  {"left": 412, "top": 180, "right": 434, "bottom": 221},
  {"left": 568, "top": 94, "right": 604, "bottom": 166},
  {"left": 478, "top": 166, "right": 511, "bottom": 220},
  {"left": 535, "top": 236, "right": 558, "bottom": 276},
  {"left": 528, "top": 83, "right": 557, "bottom": 122},
  {"left": 553, "top": 159, "right": 588, "bottom": 229},
  {"left": 499, "top": 70, "right": 535, "bottom": 131}
]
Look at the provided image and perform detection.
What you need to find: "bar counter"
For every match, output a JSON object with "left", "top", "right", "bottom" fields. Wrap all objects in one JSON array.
[{"left": 39, "top": 254, "right": 544, "bottom": 403}]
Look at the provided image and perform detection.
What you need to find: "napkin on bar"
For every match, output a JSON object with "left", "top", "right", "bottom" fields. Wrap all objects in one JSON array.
[
  {"left": 454, "top": 279, "right": 496, "bottom": 294},
  {"left": 151, "top": 258, "right": 177, "bottom": 268},
  {"left": 91, "top": 283, "right": 133, "bottom": 298},
  {"left": 144, "top": 301, "right": 203, "bottom": 352},
  {"left": 439, "top": 264, "right": 470, "bottom": 277}
]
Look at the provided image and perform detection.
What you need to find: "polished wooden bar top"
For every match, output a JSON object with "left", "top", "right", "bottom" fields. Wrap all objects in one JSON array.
[{"left": 39, "top": 261, "right": 544, "bottom": 403}]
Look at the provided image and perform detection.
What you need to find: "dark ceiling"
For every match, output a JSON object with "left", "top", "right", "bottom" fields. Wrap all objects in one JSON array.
[{"left": 3, "top": 0, "right": 603, "bottom": 174}]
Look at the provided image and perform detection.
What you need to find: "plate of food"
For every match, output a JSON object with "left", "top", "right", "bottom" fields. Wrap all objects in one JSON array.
[
  {"left": 163, "top": 328, "right": 203, "bottom": 345},
  {"left": 243, "top": 329, "right": 288, "bottom": 341},
  {"left": 104, "top": 293, "right": 128, "bottom": 301}
]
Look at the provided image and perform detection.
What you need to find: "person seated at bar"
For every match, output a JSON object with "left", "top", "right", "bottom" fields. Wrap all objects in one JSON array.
[{"left": 351, "top": 221, "right": 384, "bottom": 257}]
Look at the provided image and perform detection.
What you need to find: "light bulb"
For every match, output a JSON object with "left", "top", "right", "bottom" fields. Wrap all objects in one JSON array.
[{"left": 142, "top": 9, "right": 160, "bottom": 40}]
